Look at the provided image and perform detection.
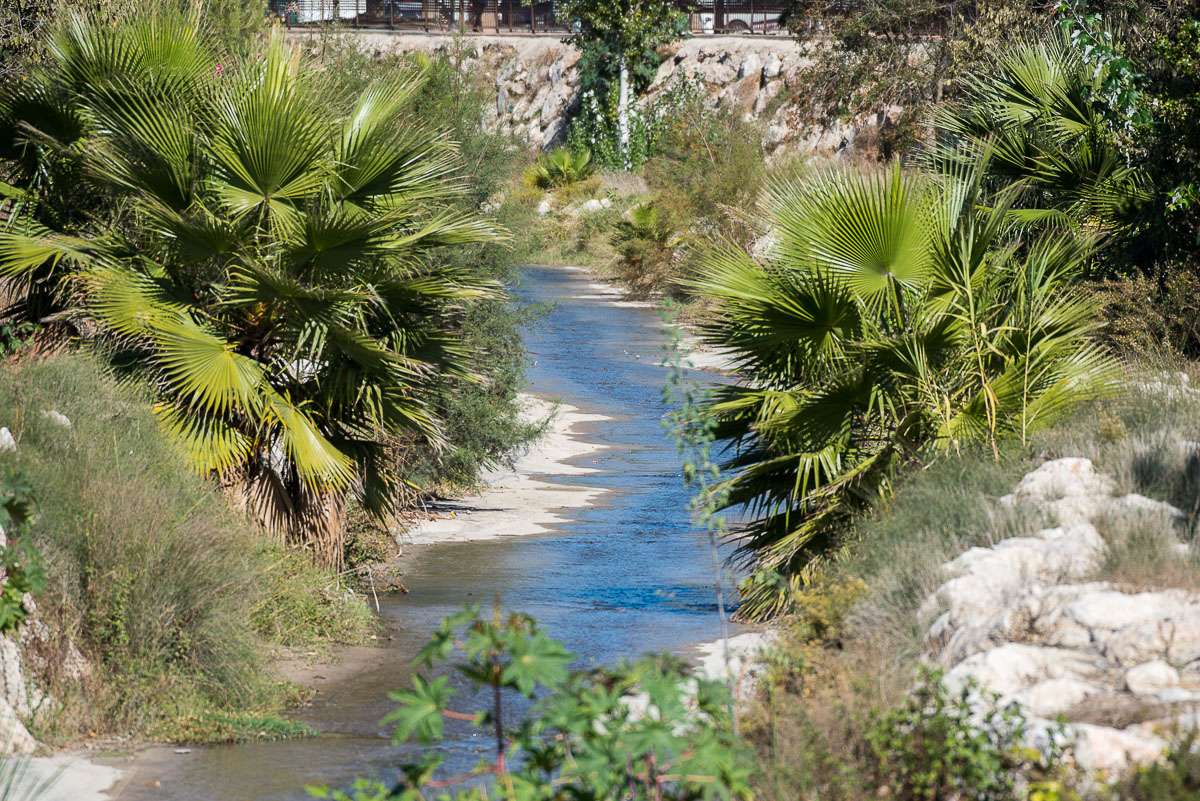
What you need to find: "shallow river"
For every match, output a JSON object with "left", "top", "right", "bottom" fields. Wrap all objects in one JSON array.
[{"left": 117, "top": 265, "right": 738, "bottom": 801}]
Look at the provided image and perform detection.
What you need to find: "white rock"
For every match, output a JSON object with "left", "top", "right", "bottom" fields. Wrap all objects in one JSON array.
[
  {"left": 762, "top": 54, "right": 782, "bottom": 78},
  {"left": 0, "top": 695, "right": 34, "bottom": 754},
  {"left": 1157, "top": 687, "right": 1200, "bottom": 704},
  {"left": 39, "top": 410, "right": 71, "bottom": 428},
  {"left": 600, "top": 198, "right": 613, "bottom": 209},
  {"left": 1126, "top": 660, "right": 1181, "bottom": 695},
  {"left": 1106, "top": 607, "right": 1200, "bottom": 665},
  {"left": 765, "top": 123, "right": 790, "bottom": 147},
  {"left": 754, "top": 79, "right": 784, "bottom": 116},
  {"left": 943, "top": 643, "right": 1097, "bottom": 699},
  {"left": 540, "top": 82, "right": 571, "bottom": 125},
  {"left": 1065, "top": 589, "right": 1189, "bottom": 632},
  {"left": 1013, "top": 458, "right": 1111, "bottom": 502},
  {"left": 1072, "top": 723, "right": 1167, "bottom": 776},
  {"left": 1011, "top": 677, "right": 1102, "bottom": 717},
  {"left": 739, "top": 52, "right": 762, "bottom": 79},
  {"left": 694, "top": 61, "right": 736, "bottom": 85},
  {"left": 0, "top": 428, "right": 14, "bottom": 453},
  {"left": 579, "top": 199, "right": 605, "bottom": 214},
  {"left": 1113, "top": 493, "right": 1185, "bottom": 520},
  {"left": 536, "top": 198, "right": 552, "bottom": 216}
]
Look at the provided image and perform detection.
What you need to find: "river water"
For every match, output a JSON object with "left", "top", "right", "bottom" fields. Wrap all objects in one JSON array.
[{"left": 116, "top": 265, "right": 738, "bottom": 801}]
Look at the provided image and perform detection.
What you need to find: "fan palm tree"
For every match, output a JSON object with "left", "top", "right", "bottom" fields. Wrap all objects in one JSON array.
[
  {"left": 0, "top": 13, "right": 504, "bottom": 569},
  {"left": 930, "top": 37, "right": 1149, "bottom": 231},
  {"left": 691, "top": 157, "right": 1120, "bottom": 620}
]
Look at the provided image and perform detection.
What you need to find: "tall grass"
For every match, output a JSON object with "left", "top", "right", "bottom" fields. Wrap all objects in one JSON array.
[{"left": 0, "top": 354, "right": 370, "bottom": 742}]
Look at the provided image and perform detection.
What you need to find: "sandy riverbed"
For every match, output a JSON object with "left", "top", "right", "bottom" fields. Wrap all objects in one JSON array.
[{"left": 399, "top": 394, "right": 611, "bottom": 546}]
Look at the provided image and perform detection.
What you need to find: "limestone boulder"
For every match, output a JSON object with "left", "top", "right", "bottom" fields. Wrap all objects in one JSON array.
[
  {"left": 1072, "top": 723, "right": 1168, "bottom": 776},
  {"left": 739, "top": 52, "right": 762, "bottom": 79},
  {"left": 943, "top": 643, "right": 1099, "bottom": 699},
  {"left": 1126, "top": 660, "right": 1182, "bottom": 695},
  {"left": 731, "top": 74, "right": 761, "bottom": 115}
]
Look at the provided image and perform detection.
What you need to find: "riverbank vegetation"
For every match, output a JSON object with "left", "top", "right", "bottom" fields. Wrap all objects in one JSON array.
[
  {"left": 0, "top": 355, "right": 371, "bottom": 745},
  {"left": 486, "top": 1, "right": 1200, "bottom": 624},
  {"left": 0, "top": 2, "right": 542, "bottom": 747},
  {"left": 5, "top": 0, "right": 1200, "bottom": 794}
]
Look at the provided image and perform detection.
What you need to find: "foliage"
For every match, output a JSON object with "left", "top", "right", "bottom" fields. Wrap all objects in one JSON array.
[
  {"left": 0, "top": 354, "right": 370, "bottom": 742},
  {"left": 689, "top": 157, "right": 1119, "bottom": 620},
  {"left": 931, "top": 36, "right": 1150, "bottom": 233},
  {"left": 780, "top": 0, "right": 1050, "bottom": 155},
  {"left": 314, "top": 605, "right": 754, "bottom": 801},
  {"left": 303, "top": 34, "right": 545, "bottom": 501},
  {"left": 643, "top": 81, "right": 764, "bottom": 238},
  {"left": 0, "top": 14, "right": 506, "bottom": 569},
  {"left": 1053, "top": 0, "right": 1150, "bottom": 138},
  {"left": 559, "top": 0, "right": 686, "bottom": 169},
  {"left": 0, "top": 468, "right": 44, "bottom": 634},
  {"left": 568, "top": 87, "right": 657, "bottom": 171},
  {"left": 155, "top": 711, "right": 314, "bottom": 745},
  {"left": 523, "top": 149, "right": 596, "bottom": 190},
  {"left": 610, "top": 201, "right": 679, "bottom": 292},
  {"left": 866, "top": 669, "right": 1043, "bottom": 801},
  {"left": 1109, "top": 729, "right": 1200, "bottom": 800}
]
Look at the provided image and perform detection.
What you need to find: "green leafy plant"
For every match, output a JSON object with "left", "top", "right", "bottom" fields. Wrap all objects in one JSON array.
[
  {"left": 0, "top": 13, "right": 505, "bottom": 569},
  {"left": 866, "top": 668, "right": 1048, "bottom": 801},
  {"left": 689, "top": 154, "right": 1120, "bottom": 620},
  {"left": 523, "top": 148, "right": 596, "bottom": 190},
  {"left": 1109, "top": 729, "right": 1200, "bottom": 800},
  {"left": 558, "top": 0, "right": 685, "bottom": 170},
  {"left": 931, "top": 36, "right": 1149, "bottom": 232},
  {"left": 0, "top": 468, "right": 44, "bottom": 634},
  {"left": 610, "top": 201, "right": 679, "bottom": 291},
  {"left": 310, "top": 605, "right": 754, "bottom": 801}
]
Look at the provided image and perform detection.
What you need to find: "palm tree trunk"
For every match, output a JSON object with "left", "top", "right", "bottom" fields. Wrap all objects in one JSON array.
[{"left": 294, "top": 488, "right": 347, "bottom": 574}]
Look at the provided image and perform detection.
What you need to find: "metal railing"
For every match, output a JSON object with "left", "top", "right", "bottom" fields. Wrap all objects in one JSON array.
[{"left": 268, "top": 0, "right": 789, "bottom": 34}]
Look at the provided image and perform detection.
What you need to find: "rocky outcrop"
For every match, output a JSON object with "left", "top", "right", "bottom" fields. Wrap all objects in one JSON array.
[
  {"left": 0, "top": 523, "right": 90, "bottom": 754},
  {"left": 921, "top": 457, "right": 1200, "bottom": 780},
  {"left": 306, "top": 32, "right": 898, "bottom": 158},
  {"left": 645, "top": 38, "right": 899, "bottom": 158}
]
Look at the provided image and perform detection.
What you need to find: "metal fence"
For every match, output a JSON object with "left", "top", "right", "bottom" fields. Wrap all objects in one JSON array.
[{"left": 267, "top": 0, "right": 789, "bottom": 34}]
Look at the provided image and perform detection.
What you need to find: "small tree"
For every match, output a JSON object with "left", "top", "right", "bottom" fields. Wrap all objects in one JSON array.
[
  {"left": 559, "top": 0, "right": 684, "bottom": 169},
  {"left": 308, "top": 605, "right": 754, "bottom": 801}
]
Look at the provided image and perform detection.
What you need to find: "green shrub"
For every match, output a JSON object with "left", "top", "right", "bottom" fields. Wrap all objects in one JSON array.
[
  {"left": 643, "top": 83, "right": 765, "bottom": 254},
  {"left": 1110, "top": 730, "right": 1200, "bottom": 800},
  {"left": 866, "top": 669, "right": 1041, "bottom": 801},
  {"left": 523, "top": 148, "right": 596, "bottom": 189},
  {"left": 610, "top": 200, "right": 680, "bottom": 292},
  {"left": 311, "top": 606, "right": 754, "bottom": 801}
]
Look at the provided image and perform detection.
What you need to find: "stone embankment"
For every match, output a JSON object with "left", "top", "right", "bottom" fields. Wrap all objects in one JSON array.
[
  {"left": 921, "top": 457, "right": 1200, "bottom": 778},
  {"left": 304, "top": 31, "right": 897, "bottom": 158}
]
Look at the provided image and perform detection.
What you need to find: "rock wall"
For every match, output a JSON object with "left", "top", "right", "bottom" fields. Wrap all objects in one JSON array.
[
  {"left": 309, "top": 31, "right": 896, "bottom": 158},
  {"left": 921, "top": 457, "right": 1200, "bottom": 780}
]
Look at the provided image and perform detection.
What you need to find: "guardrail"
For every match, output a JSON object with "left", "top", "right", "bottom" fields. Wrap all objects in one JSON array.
[{"left": 268, "top": 0, "right": 789, "bottom": 35}]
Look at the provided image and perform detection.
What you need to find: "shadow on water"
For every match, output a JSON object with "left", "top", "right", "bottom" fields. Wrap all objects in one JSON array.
[{"left": 117, "top": 265, "right": 740, "bottom": 801}]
